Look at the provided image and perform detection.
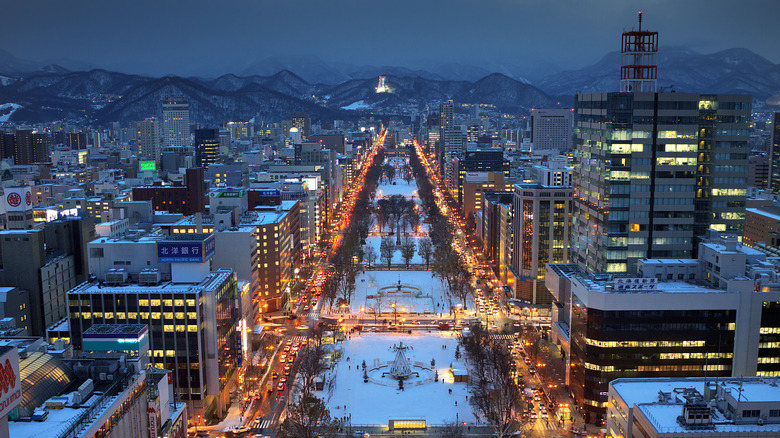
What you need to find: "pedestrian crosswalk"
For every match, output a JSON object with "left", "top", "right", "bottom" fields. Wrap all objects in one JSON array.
[
  {"left": 306, "top": 312, "right": 319, "bottom": 319},
  {"left": 490, "top": 334, "right": 515, "bottom": 341},
  {"left": 257, "top": 419, "right": 272, "bottom": 430},
  {"left": 291, "top": 335, "right": 306, "bottom": 342}
]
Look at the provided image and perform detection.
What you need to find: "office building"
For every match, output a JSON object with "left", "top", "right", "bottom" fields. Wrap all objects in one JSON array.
[
  {"left": 137, "top": 118, "right": 162, "bottom": 162},
  {"left": 162, "top": 97, "right": 190, "bottom": 147},
  {"left": 194, "top": 129, "right": 219, "bottom": 169},
  {"left": 770, "top": 112, "right": 780, "bottom": 194},
  {"left": 531, "top": 108, "right": 573, "bottom": 154},
  {"left": 572, "top": 92, "right": 751, "bottom": 274},
  {"left": 744, "top": 206, "right": 780, "bottom": 248},
  {"left": 171, "top": 201, "right": 301, "bottom": 313},
  {"left": 69, "top": 239, "right": 238, "bottom": 419},
  {"left": 289, "top": 113, "right": 311, "bottom": 139},
  {"left": 547, "top": 234, "right": 780, "bottom": 423},
  {"left": 608, "top": 377, "right": 780, "bottom": 438},
  {"left": 4, "top": 130, "right": 49, "bottom": 165},
  {"left": 132, "top": 167, "right": 207, "bottom": 216},
  {"left": 512, "top": 181, "right": 572, "bottom": 305},
  {"left": 0, "top": 216, "right": 94, "bottom": 336}
]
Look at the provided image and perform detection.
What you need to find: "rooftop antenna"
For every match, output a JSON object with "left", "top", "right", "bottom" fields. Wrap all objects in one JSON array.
[{"left": 620, "top": 11, "right": 658, "bottom": 93}]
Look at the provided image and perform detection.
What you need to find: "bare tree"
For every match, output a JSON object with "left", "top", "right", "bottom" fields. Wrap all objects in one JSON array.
[
  {"left": 366, "top": 292, "right": 386, "bottom": 324},
  {"left": 276, "top": 394, "right": 338, "bottom": 438},
  {"left": 462, "top": 324, "right": 521, "bottom": 438},
  {"left": 399, "top": 235, "right": 416, "bottom": 268},
  {"left": 364, "top": 245, "right": 377, "bottom": 269},
  {"left": 296, "top": 338, "right": 327, "bottom": 400},
  {"left": 380, "top": 236, "right": 396, "bottom": 268},
  {"left": 418, "top": 237, "right": 433, "bottom": 270}
]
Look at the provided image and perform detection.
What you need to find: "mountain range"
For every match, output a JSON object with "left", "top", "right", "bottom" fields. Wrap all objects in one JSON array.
[{"left": 0, "top": 47, "right": 778, "bottom": 125}]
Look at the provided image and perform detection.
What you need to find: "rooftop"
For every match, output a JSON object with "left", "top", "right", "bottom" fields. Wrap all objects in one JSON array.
[
  {"left": 612, "top": 377, "right": 780, "bottom": 434},
  {"left": 68, "top": 269, "right": 232, "bottom": 295}
]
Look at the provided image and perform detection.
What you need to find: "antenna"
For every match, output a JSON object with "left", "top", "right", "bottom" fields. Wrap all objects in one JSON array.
[{"left": 620, "top": 12, "right": 658, "bottom": 93}]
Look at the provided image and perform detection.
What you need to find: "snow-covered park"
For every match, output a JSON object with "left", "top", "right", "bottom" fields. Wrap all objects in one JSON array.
[
  {"left": 349, "top": 270, "right": 476, "bottom": 316},
  {"left": 323, "top": 333, "right": 476, "bottom": 426}
]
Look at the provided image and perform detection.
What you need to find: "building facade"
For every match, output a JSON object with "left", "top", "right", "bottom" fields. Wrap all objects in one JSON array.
[{"left": 572, "top": 92, "right": 751, "bottom": 274}]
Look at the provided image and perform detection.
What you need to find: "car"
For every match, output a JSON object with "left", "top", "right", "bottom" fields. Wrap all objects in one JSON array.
[
  {"left": 284, "top": 365, "right": 291, "bottom": 371},
  {"left": 530, "top": 412, "right": 537, "bottom": 420},
  {"left": 280, "top": 377, "right": 287, "bottom": 383},
  {"left": 284, "top": 369, "right": 291, "bottom": 376},
  {"left": 303, "top": 305, "right": 310, "bottom": 311},
  {"left": 280, "top": 354, "right": 287, "bottom": 361},
  {"left": 529, "top": 366, "right": 537, "bottom": 374},
  {"left": 277, "top": 382, "right": 285, "bottom": 391},
  {"left": 272, "top": 372, "right": 279, "bottom": 380},
  {"left": 283, "top": 346, "right": 290, "bottom": 352}
]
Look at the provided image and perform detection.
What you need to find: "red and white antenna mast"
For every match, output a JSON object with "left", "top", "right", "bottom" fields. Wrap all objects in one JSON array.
[{"left": 620, "top": 11, "right": 658, "bottom": 93}]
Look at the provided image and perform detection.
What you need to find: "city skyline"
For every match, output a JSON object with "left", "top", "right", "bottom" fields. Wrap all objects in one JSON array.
[{"left": 2, "top": 0, "right": 779, "bottom": 78}]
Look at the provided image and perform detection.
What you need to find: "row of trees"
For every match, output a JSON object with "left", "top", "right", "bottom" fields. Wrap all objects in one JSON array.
[
  {"left": 460, "top": 324, "right": 522, "bottom": 438},
  {"left": 408, "top": 144, "right": 473, "bottom": 310},
  {"left": 375, "top": 194, "right": 420, "bottom": 240},
  {"left": 320, "top": 148, "right": 386, "bottom": 309}
]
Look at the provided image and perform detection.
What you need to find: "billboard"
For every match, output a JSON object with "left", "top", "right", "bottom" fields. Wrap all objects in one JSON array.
[
  {"left": 157, "top": 234, "right": 216, "bottom": 263},
  {"left": 213, "top": 190, "right": 243, "bottom": 198},
  {"left": 4, "top": 187, "right": 32, "bottom": 212},
  {"left": 0, "top": 347, "right": 21, "bottom": 418},
  {"left": 139, "top": 161, "right": 157, "bottom": 171}
]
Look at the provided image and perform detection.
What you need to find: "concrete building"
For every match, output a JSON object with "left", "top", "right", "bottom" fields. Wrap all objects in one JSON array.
[
  {"left": 744, "top": 207, "right": 780, "bottom": 248},
  {"left": 132, "top": 167, "right": 207, "bottom": 216},
  {"left": 68, "top": 256, "right": 238, "bottom": 420},
  {"left": 0, "top": 216, "right": 94, "bottom": 336},
  {"left": 136, "top": 118, "right": 162, "bottom": 163},
  {"left": 572, "top": 92, "right": 751, "bottom": 274},
  {"left": 531, "top": 108, "right": 573, "bottom": 154},
  {"left": 512, "top": 182, "right": 573, "bottom": 305},
  {"left": 608, "top": 377, "right": 780, "bottom": 438}
]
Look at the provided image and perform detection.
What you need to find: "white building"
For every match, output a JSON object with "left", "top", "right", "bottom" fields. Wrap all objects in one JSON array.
[
  {"left": 531, "top": 108, "right": 573, "bottom": 154},
  {"left": 608, "top": 377, "right": 780, "bottom": 438}
]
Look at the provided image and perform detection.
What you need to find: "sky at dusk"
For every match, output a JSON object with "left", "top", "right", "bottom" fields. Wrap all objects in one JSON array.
[{"left": 2, "top": 0, "right": 779, "bottom": 77}]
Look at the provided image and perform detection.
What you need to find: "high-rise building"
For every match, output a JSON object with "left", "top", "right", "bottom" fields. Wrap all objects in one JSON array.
[
  {"left": 512, "top": 167, "right": 573, "bottom": 304},
  {"left": 194, "top": 128, "right": 219, "bottom": 168},
  {"left": 136, "top": 118, "right": 162, "bottom": 162},
  {"left": 7, "top": 130, "right": 49, "bottom": 165},
  {"left": 531, "top": 108, "right": 573, "bottom": 153},
  {"left": 162, "top": 97, "right": 190, "bottom": 147},
  {"left": 289, "top": 113, "right": 311, "bottom": 139},
  {"left": 572, "top": 92, "right": 751, "bottom": 274},
  {"left": 770, "top": 112, "right": 780, "bottom": 194}
]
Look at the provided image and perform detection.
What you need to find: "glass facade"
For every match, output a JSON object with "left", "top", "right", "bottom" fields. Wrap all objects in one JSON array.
[
  {"left": 573, "top": 93, "right": 750, "bottom": 274},
  {"left": 569, "top": 294, "right": 735, "bottom": 422},
  {"left": 758, "top": 301, "right": 780, "bottom": 377}
]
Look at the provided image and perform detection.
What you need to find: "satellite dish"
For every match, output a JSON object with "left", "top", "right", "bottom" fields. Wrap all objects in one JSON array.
[{"left": 767, "top": 93, "right": 780, "bottom": 106}]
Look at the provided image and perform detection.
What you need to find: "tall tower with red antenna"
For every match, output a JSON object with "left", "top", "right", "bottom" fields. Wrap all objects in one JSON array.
[{"left": 620, "top": 12, "right": 658, "bottom": 93}]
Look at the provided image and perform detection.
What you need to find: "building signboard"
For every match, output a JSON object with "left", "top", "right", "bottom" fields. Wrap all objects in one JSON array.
[
  {"left": 0, "top": 347, "right": 21, "bottom": 418},
  {"left": 254, "top": 190, "right": 281, "bottom": 197},
  {"left": 614, "top": 277, "right": 657, "bottom": 291},
  {"left": 139, "top": 161, "right": 157, "bottom": 171},
  {"left": 157, "top": 235, "right": 216, "bottom": 263},
  {"left": 5, "top": 187, "right": 32, "bottom": 212}
]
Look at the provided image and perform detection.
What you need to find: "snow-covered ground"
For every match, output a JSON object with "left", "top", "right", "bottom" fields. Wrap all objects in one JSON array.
[
  {"left": 323, "top": 333, "right": 475, "bottom": 426},
  {"left": 350, "top": 270, "right": 474, "bottom": 315},
  {"left": 342, "top": 100, "right": 372, "bottom": 110},
  {"left": 0, "top": 103, "right": 22, "bottom": 122}
]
